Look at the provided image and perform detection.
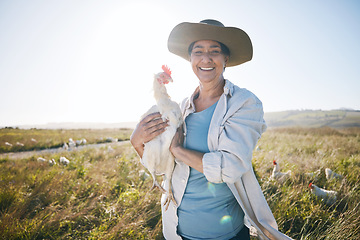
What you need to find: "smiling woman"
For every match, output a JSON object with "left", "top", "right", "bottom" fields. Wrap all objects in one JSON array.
[{"left": 130, "top": 19, "right": 293, "bottom": 240}]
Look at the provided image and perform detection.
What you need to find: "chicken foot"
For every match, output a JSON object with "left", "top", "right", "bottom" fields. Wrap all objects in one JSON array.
[
  {"left": 150, "top": 173, "right": 166, "bottom": 193},
  {"left": 163, "top": 181, "right": 177, "bottom": 211}
]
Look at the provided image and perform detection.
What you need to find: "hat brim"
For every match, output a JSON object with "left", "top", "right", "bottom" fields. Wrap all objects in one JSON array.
[{"left": 167, "top": 22, "right": 253, "bottom": 67}]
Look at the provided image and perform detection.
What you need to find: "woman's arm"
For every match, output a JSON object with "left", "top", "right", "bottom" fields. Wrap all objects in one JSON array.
[
  {"left": 130, "top": 112, "right": 169, "bottom": 158},
  {"left": 170, "top": 126, "right": 205, "bottom": 173},
  {"left": 203, "top": 96, "right": 266, "bottom": 184}
]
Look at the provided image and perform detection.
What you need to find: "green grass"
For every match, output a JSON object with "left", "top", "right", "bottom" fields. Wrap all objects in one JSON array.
[
  {"left": 0, "top": 142, "right": 164, "bottom": 239},
  {"left": 0, "top": 127, "right": 360, "bottom": 239},
  {"left": 254, "top": 127, "right": 360, "bottom": 239},
  {"left": 0, "top": 128, "right": 133, "bottom": 153}
]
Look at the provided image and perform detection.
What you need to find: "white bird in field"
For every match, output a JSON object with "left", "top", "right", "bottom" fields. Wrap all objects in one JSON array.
[
  {"left": 107, "top": 146, "right": 114, "bottom": 152},
  {"left": 305, "top": 169, "right": 321, "bottom": 180},
  {"left": 271, "top": 160, "right": 292, "bottom": 183},
  {"left": 49, "top": 159, "right": 56, "bottom": 166},
  {"left": 325, "top": 168, "right": 343, "bottom": 180},
  {"left": 68, "top": 138, "right": 76, "bottom": 149},
  {"left": 63, "top": 142, "right": 69, "bottom": 150},
  {"left": 106, "top": 137, "right": 118, "bottom": 143},
  {"left": 60, "top": 156, "right": 70, "bottom": 165},
  {"left": 5, "top": 142, "right": 13, "bottom": 147},
  {"left": 140, "top": 65, "right": 183, "bottom": 210},
  {"left": 37, "top": 157, "right": 46, "bottom": 162},
  {"left": 309, "top": 182, "right": 337, "bottom": 205}
]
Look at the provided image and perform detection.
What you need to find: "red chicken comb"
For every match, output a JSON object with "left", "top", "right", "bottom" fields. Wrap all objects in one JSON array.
[
  {"left": 273, "top": 160, "right": 277, "bottom": 165},
  {"left": 162, "top": 65, "right": 172, "bottom": 77}
]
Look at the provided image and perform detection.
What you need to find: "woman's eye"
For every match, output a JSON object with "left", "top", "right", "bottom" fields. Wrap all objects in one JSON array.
[
  {"left": 192, "top": 50, "right": 221, "bottom": 56},
  {"left": 192, "top": 51, "right": 204, "bottom": 56}
]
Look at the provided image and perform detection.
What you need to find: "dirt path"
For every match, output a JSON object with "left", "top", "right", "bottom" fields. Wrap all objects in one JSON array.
[{"left": 0, "top": 141, "right": 131, "bottom": 160}]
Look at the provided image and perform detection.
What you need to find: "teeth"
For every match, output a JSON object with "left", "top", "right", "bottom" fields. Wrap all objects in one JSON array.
[{"left": 200, "top": 67, "right": 214, "bottom": 71}]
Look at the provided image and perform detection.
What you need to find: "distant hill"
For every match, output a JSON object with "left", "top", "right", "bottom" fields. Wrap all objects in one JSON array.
[
  {"left": 264, "top": 109, "right": 360, "bottom": 128},
  {"left": 7, "top": 122, "right": 138, "bottom": 130},
  {"left": 5, "top": 110, "right": 360, "bottom": 130}
]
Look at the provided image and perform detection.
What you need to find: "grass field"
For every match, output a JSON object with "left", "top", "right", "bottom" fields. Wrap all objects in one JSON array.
[
  {"left": 0, "top": 128, "right": 133, "bottom": 154},
  {"left": 0, "top": 127, "right": 359, "bottom": 239}
]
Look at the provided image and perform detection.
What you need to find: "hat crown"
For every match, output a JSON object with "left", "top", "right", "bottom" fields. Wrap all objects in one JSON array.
[{"left": 199, "top": 19, "right": 225, "bottom": 27}]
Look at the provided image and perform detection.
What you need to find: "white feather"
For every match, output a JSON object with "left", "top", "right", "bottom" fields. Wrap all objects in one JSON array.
[
  {"left": 271, "top": 160, "right": 291, "bottom": 183},
  {"left": 141, "top": 71, "right": 183, "bottom": 210},
  {"left": 309, "top": 183, "right": 337, "bottom": 205}
]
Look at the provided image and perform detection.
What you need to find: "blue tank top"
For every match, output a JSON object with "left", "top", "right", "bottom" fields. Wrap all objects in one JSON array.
[{"left": 177, "top": 101, "right": 244, "bottom": 240}]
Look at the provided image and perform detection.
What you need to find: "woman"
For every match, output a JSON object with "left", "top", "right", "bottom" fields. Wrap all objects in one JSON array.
[{"left": 131, "top": 20, "right": 292, "bottom": 240}]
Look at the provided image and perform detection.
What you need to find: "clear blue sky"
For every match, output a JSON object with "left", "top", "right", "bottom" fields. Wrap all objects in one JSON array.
[{"left": 1, "top": 0, "right": 359, "bottom": 126}]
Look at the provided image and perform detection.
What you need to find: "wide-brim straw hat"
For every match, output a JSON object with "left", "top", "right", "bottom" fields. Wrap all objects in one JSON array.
[{"left": 168, "top": 19, "right": 253, "bottom": 67}]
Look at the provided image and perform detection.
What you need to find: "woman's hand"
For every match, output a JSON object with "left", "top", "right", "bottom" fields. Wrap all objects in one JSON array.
[
  {"left": 170, "top": 125, "right": 204, "bottom": 172},
  {"left": 130, "top": 112, "right": 168, "bottom": 158},
  {"left": 170, "top": 125, "right": 185, "bottom": 154}
]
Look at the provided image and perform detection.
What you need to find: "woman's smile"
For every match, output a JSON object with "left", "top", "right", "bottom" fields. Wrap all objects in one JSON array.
[{"left": 199, "top": 67, "right": 215, "bottom": 71}]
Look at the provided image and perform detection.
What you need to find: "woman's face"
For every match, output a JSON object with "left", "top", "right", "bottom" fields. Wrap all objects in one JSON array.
[{"left": 190, "top": 40, "right": 229, "bottom": 84}]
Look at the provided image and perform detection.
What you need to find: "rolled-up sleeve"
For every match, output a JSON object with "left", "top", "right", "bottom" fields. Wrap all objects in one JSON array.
[{"left": 203, "top": 95, "right": 267, "bottom": 184}]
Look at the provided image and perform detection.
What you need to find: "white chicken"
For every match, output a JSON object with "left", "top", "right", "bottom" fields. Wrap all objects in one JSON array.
[
  {"left": 140, "top": 65, "right": 183, "bottom": 210},
  {"left": 309, "top": 182, "right": 337, "bottom": 205},
  {"left": 37, "top": 157, "right": 46, "bottom": 162},
  {"left": 49, "top": 159, "right": 57, "bottom": 166},
  {"left": 63, "top": 142, "right": 69, "bottom": 150},
  {"left": 304, "top": 169, "right": 322, "bottom": 181},
  {"left": 68, "top": 138, "right": 76, "bottom": 149},
  {"left": 60, "top": 156, "right": 70, "bottom": 166},
  {"left": 325, "top": 168, "right": 343, "bottom": 180},
  {"left": 271, "top": 160, "right": 291, "bottom": 183}
]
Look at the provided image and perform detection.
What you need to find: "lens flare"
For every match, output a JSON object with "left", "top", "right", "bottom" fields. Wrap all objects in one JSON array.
[
  {"left": 220, "top": 215, "right": 232, "bottom": 225},
  {"left": 207, "top": 182, "right": 216, "bottom": 197}
]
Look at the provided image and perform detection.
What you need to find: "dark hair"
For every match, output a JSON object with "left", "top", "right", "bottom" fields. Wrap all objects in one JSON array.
[{"left": 188, "top": 41, "right": 230, "bottom": 57}]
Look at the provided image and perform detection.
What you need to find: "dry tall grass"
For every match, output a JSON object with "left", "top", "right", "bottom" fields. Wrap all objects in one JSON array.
[
  {"left": 254, "top": 127, "right": 360, "bottom": 239},
  {"left": 0, "top": 128, "right": 132, "bottom": 153},
  {"left": 0, "top": 127, "right": 359, "bottom": 239}
]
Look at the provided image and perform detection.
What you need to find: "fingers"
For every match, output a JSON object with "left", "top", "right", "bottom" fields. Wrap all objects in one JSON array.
[
  {"left": 143, "top": 121, "right": 168, "bottom": 142},
  {"left": 135, "top": 112, "right": 169, "bottom": 144},
  {"left": 130, "top": 112, "right": 170, "bottom": 158},
  {"left": 170, "top": 125, "right": 185, "bottom": 152},
  {"left": 141, "top": 112, "right": 162, "bottom": 123},
  {"left": 177, "top": 125, "right": 184, "bottom": 134},
  {"left": 149, "top": 118, "right": 168, "bottom": 130},
  {"left": 145, "top": 116, "right": 168, "bottom": 130}
]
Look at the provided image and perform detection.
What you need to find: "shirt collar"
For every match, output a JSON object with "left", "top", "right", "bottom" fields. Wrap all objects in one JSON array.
[
  {"left": 223, "top": 79, "right": 234, "bottom": 97},
  {"left": 186, "top": 79, "right": 234, "bottom": 110}
]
